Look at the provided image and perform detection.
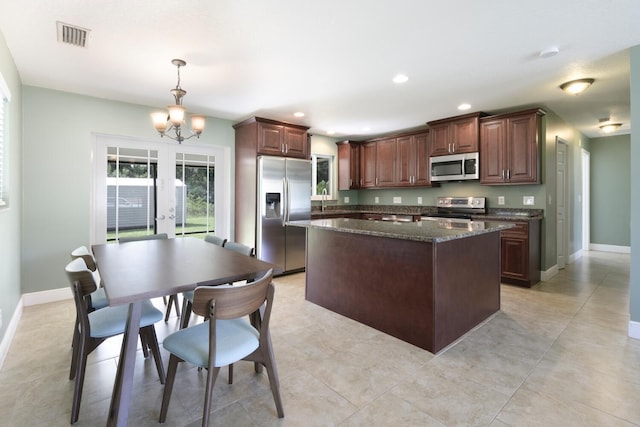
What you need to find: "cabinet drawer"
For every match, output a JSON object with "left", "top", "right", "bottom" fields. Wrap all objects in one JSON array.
[{"left": 501, "top": 221, "right": 528, "bottom": 237}]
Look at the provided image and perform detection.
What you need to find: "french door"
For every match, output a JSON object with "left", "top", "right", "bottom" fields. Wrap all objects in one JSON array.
[{"left": 91, "top": 134, "right": 230, "bottom": 244}]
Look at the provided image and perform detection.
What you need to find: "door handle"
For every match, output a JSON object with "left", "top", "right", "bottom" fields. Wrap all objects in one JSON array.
[
  {"left": 156, "top": 215, "right": 165, "bottom": 220},
  {"left": 168, "top": 214, "right": 175, "bottom": 219}
]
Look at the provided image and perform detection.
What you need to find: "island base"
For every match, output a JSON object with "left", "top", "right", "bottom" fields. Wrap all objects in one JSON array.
[{"left": 304, "top": 228, "right": 501, "bottom": 353}]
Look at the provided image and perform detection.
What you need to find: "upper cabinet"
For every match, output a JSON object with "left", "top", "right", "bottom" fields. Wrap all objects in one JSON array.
[
  {"left": 396, "top": 132, "right": 430, "bottom": 186},
  {"left": 427, "top": 112, "right": 486, "bottom": 156},
  {"left": 234, "top": 117, "right": 310, "bottom": 159},
  {"left": 480, "top": 108, "right": 545, "bottom": 185},
  {"left": 336, "top": 140, "right": 361, "bottom": 190},
  {"left": 357, "top": 130, "right": 433, "bottom": 189}
]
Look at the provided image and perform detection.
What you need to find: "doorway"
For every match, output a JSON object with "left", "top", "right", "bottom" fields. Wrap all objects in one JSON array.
[
  {"left": 91, "top": 134, "right": 230, "bottom": 244},
  {"left": 556, "top": 137, "right": 569, "bottom": 269}
]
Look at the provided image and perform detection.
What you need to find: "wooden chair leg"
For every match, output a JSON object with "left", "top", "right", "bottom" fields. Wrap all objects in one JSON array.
[
  {"left": 164, "top": 294, "right": 180, "bottom": 322},
  {"left": 228, "top": 364, "right": 233, "bottom": 384},
  {"left": 179, "top": 299, "right": 192, "bottom": 329},
  {"left": 202, "top": 367, "right": 220, "bottom": 427},
  {"left": 159, "top": 355, "right": 180, "bottom": 423},
  {"left": 142, "top": 326, "right": 165, "bottom": 384},
  {"left": 69, "top": 317, "right": 80, "bottom": 380},
  {"left": 71, "top": 337, "right": 88, "bottom": 424},
  {"left": 263, "top": 344, "right": 284, "bottom": 418}
]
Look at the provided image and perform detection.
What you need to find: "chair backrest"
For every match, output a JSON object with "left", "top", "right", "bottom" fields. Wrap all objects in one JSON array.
[
  {"left": 70, "top": 246, "right": 97, "bottom": 271},
  {"left": 192, "top": 269, "right": 273, "bottom": 320},
  {"left": 224, "top": 241, "right": 255, "bottom": 257},
  {"left": 65, "top": 258, "right": 98, "bottom": 298},
  {"left": 204, "top": 234, "right": 227, "bottom": 247},
  {"left": 119, "top": 233, "right": 168, "bottom": 243}
]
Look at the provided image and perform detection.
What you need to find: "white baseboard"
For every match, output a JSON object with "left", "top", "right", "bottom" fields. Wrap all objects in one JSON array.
[
  {"left": 629, "top": 321, "right": 640, "bottom": 340},
  {"left": 0, "top": 296, "right": 24, "bottom": 370},
  {"left": 22, "top": 287, "right": 71, "bottom": 306},
  {"left": 569, "top": 249, "right": 583, "bottom": 263},
  {"left": 541, "top": 264, "right": 559, "bottom": 281},
  {"left": 590, "top": 243, "right": 631, "bottom": 254}
]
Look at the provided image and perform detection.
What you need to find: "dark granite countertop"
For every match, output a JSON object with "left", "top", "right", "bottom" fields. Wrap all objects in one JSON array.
[
  {"left": 311, "top": 205, "right": 544, "bottom": 221},
  {"left": 289, "top": 217, "right": 514, "bottom": 243}
]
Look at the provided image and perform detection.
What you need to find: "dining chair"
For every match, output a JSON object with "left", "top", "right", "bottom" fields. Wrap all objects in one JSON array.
[
  {"left": 159, "top": 268, "right": 283, "bottom": 426},
  {"left": 180, "top": 240, "right": 254, "bottom": 330},
  {"left": 65, "top": 257, "right": 166, "bottom": 424},
  {"left": 204, "top": 234, "right": 227, "bottom": 247}
]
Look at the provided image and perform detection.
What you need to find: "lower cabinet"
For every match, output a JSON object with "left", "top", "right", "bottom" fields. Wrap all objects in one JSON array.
[{"left": 500, "top": 220, "right": 541, "bottom": 287}]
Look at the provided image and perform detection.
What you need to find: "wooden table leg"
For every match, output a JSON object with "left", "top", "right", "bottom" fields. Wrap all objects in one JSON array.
[{"left": 107, "top": 301, "right": 142, "bottom": 427}]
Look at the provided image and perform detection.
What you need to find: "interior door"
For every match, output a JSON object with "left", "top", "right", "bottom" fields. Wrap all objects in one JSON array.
[
  {"left": 556, "top": 138, "right": 568, "bottom": 269},
  {"left": 91, "top": 134, "right": 230, "bottom": 244}
]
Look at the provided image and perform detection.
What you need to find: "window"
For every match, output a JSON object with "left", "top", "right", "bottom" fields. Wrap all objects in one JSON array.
[
  {"left": 0, "top": 72, "right": 10, "bottom": 209},
  {"left": 311, "top": 154, "right": 333, "bottom": 200}
]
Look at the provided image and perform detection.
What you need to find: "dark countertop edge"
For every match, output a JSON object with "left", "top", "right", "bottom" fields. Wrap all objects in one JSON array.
[
  {"left": 289, "top": 219, "right": 514, "bottom": 243},
  {"left": 311, "top": 209, "right": 544, "bottom": 221}
]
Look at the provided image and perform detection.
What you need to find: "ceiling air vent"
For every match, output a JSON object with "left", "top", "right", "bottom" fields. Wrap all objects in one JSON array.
[{"left": 56, "top": 22, "right": 90, "bottom": 48}]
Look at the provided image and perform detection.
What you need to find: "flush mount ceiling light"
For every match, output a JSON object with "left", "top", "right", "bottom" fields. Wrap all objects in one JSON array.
[
  {"left": 458, "top": 103, "right": 471, "bottom": 111},
  {"left": 559, "top": 78, "right": 594, "bottom": 95},
  {"left": 151, "top": 59, "right": 205, "bottom": 144},
  {"left": 392, "top": 74, "right": 409, "bottom": 84},
  {"left": 539, "top": 46, "right": 559, "bottom": 58},
  {"left": 294, "top": 112, "right": 305, "bottom": 117},
  {"left": 599, "top": 122, "right": 622, "bottom": 133}
]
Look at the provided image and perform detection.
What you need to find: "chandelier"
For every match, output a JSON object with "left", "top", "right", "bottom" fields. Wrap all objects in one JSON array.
[{"left": 151, "top": 59, "right": 205, "bottom": 143}]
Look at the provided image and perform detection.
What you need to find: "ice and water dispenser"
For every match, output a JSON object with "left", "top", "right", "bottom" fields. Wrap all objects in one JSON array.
[{"left": 265, "top": 192, "right": 281, "bottom": 219}]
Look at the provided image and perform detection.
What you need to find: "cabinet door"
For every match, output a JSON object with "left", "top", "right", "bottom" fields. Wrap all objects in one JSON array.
[
  {"left": 451, "top": 116, "right": 479, "bottom": 153},
  {"left": 395, "top": 136, "right": 414, "bottom": 186},
  {"left": 429, "top": 124, "right": 450, "bottom": 156},
  {"left": 360, "top": 142, "right": 377, "bottom": 188},
  {"left": 501, "top": 235, "right": 529, "bottom": 281},
  {"left": 284, "top": 127, "right": 309, "bottom": 159},
  {"left": 413, "top": 133, "right": 431, "bottom": 186},
  {"left": 257, "top": 122, "right": 284, "bottom": 156},
  {"left": 480, "top": 118, "right": 507, "bottom": 184},
  {"left": 506, "top": 113, "right": 539, "bottom": 183},
  {"left": 349, "top": 143, "right": 360, "bottom": 189},
  {"left": 376, "top": 138, "right": 396, "bottom": 187},
  {"left": 337, "top": 143, "right": 351, "bottom": 190}
]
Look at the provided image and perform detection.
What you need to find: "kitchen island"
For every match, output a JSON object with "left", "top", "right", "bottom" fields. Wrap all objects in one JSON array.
[{"left": 289, "top": 218, "right": 513, "bottom": 353}]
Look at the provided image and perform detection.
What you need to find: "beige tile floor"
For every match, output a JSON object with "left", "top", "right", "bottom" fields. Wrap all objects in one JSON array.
[{"left": 1, "top": 250, "right": 639, "bottom": 426}]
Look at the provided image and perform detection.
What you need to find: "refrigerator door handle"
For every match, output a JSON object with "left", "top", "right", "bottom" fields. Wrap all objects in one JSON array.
[
  {"left": 282, "top": 177, "right": 288, "bottom": 225},
  {"left": 285, "top": 176, "right": 291, "bottom": 223}
]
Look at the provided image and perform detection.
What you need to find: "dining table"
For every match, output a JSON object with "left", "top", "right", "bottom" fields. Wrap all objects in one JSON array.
[{"left": 92, "top": 237, "right": 277, "bottom": 427}]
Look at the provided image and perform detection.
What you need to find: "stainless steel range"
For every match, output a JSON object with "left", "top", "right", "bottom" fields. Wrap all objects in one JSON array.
[{"left": 421, "top": 197, "right": 486, "bottom": 221}]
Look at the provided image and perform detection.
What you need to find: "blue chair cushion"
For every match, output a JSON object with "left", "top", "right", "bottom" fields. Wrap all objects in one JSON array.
[
  {"left": 88, "top": 287, "right": 108, "bottom": 310},
  {"left": 163, "top": 318, "right": 259, "bottom": 368},
  {"left": 88, "top": 300, "right": 163, "bottom": 338}
]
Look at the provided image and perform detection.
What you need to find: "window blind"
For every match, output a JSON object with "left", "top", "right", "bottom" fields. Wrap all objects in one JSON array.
[{"left": 0, "top": 95, "right": 5, "bottom": 207}]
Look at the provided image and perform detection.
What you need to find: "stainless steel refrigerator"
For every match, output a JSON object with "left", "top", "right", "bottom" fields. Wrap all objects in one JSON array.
[{"left": 257, "top": 156, "right": 311, "bottom": 273}]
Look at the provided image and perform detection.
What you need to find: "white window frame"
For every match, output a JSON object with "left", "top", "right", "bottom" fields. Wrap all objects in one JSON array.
[
  {"left": 310, "top": 154, "right": 334, "bottom": 201},
  {"left": 0, "top": 72, "right": 11, "bottom": 210}
]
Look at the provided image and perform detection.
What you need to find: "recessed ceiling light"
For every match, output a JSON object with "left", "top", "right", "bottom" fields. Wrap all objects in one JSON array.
[
  {"left": 560, "top": 78, "right": 594, "bottom": 95},
  {"left": 392, "top": 74, "right": 408, "bottom": 84},
  {"left": 539, "top": 47, "right": 559, "bottom": 58},
  {"left": 327, "top": 130, "right": 336, "bottom": 135},
  {"left": 458, "top": 103, "right": 471, "bottom": 111},
  {"left": 362, "top": 127, "right": 371, "bottom": 132},
  {"left": 294, "top": 112, "right": 304, "bottom": 117}
]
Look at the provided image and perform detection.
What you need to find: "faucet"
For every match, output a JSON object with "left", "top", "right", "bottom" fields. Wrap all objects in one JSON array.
[{"left": 321, "top": 188, "right": 327, "bottom": 212}]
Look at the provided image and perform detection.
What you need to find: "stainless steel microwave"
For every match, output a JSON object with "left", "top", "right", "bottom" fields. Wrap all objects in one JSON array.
[{"left": 429, "top": 152, "right": 479, "bottom": 182}]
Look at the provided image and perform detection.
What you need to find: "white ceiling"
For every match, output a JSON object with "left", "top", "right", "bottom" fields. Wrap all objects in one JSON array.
[{"left": 1, "top": 0, "right": 639, "bottom": 139}]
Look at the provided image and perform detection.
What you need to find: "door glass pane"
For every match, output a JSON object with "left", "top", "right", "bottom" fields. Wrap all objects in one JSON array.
[
  {"left": 175, "top": 152, "right": 215, "bottom": 239},
  {"left": 106, "top": 147, "right": 158, "bottom": 241}
]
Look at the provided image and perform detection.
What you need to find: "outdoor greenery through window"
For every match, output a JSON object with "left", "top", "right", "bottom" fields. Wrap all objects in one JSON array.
[
  {"left": 175, "top": 152, "right": 215, "bottom": 239},
  {"left": 311, "top": 154, "right": 333, "bottom": 200}
]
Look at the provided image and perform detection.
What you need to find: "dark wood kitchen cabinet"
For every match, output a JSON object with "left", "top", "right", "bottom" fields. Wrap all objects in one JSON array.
[
  {"left": 360, "top": 138, "right": 396, "bottom": 188},
  {"left": 428, "top": 112, "right": 485, "bottom": 156},
  {"left": 336, "top": 140, "right": 361, "bottom": 190},
  {"left": 396, "top": 132, "right": 431, "bottom": 186},
  {"left": 235, "top": 116, "right": 310, "bottom": 159},
  {"left": 480, "top": 109, "right": 545, "bottom": 185},
  {"left": 500, "top": 219, "right": 541, "bottom": 287}
]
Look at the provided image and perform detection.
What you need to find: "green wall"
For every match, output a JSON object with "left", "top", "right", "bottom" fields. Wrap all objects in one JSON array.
[
  {"left": 590, "top": 135, "right": 631, "bottom": 246},
  {"left": 630, "top": 45, "right": 640, "bottom": 324},
  {"left": 21, "top": 86, "right": 236, "bottom": 294},
  {"left": 0, "top": 29, "right": 22, "bottom": 344}
]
